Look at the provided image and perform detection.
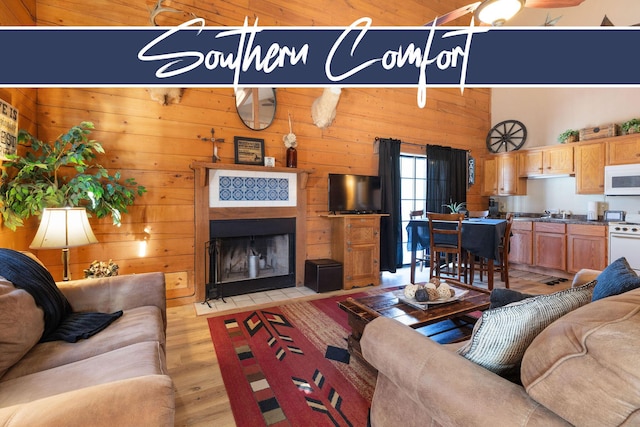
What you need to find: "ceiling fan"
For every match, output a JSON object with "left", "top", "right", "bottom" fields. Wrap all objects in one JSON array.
[{"left": 426, "top": 0, "right": 586, "bottom": 27}]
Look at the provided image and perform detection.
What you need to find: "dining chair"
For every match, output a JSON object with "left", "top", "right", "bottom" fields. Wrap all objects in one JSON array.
[
  {"left": 469, "top": 213, "right": 513, "bottom": 288},
  {"left": 465, "top": 210, "right": 490, "bottom": 282},
  {"left": 409, "top": 209, "right": 429, "bottom": 271},
  {"left": 427, "top": 212, "right": 466, "bottom": 282}
]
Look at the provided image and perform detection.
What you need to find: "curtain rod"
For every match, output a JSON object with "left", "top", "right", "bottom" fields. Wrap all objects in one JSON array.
[{"left": 374, "top": 137, "right": 470, "bottom": 152}]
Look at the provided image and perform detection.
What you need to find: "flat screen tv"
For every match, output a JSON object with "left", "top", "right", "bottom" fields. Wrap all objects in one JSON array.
[{"left": 328, "top": 173, "right": 382, "bottom": 214}]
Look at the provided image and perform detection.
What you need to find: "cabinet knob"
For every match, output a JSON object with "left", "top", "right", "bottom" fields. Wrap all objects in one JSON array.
[
  {"left": 373, "top": 259, "right": 378, "bottom": 264},
  {"left": 347, "top": 247, "right": 352, "bottom": 252}
]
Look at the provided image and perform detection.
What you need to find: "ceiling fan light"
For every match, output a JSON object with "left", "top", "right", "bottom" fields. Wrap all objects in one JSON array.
[{"left": 474, "top": 0, "right": 525, "bottom": 26}]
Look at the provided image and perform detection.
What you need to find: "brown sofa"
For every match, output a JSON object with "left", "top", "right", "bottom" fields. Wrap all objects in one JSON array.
[
  {"left": 0, "top": 271, "right": 175, "bottom": 426},
  {"left": 361, "top": 269, "right": 640, "bottom": 426}
]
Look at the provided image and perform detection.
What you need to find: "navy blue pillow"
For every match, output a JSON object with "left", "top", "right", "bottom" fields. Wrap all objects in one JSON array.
[
  {"left": 489, "top": 288, "right": 534, "bottom": 309},
  {"left": 592, "top": 257, "right": 640, "bottom": 301}
]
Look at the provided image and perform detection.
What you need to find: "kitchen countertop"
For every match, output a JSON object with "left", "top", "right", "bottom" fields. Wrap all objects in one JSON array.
[{"left": 503, "top": 213, "right": 608, "bottom": 226}]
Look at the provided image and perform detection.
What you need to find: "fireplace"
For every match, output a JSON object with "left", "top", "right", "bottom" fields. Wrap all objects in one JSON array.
[
  {"left": 192, "top": 163, "right": 312, "bottom": 306},
  {"left": 206, "top": 218, "right": 296, "bottom": 298}
]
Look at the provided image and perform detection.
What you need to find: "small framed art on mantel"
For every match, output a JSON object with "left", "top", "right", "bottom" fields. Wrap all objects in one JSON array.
[{"left": 234, "top": 136, "right": 265, "bottom": 165}]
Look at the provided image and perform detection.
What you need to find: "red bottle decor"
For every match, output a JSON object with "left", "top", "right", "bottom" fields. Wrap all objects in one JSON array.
[{"left": 286, "top": 147, "right": 297, "bottom": 168}]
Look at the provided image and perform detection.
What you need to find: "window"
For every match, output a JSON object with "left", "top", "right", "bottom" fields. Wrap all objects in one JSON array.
[{"left": 400, "top": 155, "right": 426, "bottom": 265}]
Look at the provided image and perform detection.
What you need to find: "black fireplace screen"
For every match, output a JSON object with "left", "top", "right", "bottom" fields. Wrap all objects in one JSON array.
[{"left": 206, "top": 218, "right": 295, "bottom": 298}]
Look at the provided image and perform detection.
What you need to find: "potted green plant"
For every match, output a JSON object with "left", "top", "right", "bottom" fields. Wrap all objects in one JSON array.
[
  {"left": 621, "top": 118, "right": 640, "bottom": 135},
  {"left": 0, "top": 121, "right": 146, "bottom": 231},
  {"left": 558, "top": 129, "right": 579, "bottom": 144},
  {"left": 442, "top": 201, "right": 466, "bottom": 213}
]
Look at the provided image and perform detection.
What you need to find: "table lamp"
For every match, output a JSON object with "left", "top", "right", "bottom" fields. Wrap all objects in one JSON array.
[{"left": 30, "top": 207, "right": 98, "bottom": 281}]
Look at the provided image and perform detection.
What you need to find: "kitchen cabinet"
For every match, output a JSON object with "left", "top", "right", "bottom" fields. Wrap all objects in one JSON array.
[
  {"left": 519, "top": 145, "right": 574, "bottom": 177},
  {"left": 575, "top": 141, "right": 606, "bottom": 194},
  {"left": 567, "top": 224, "right": 607, "bottom": 273},
  {"left": 481, "top": 157, "right": 498, "bottom": 196},
  {"left": 606, "top": 134, "right": 640, "bottom": 165},
  {"left": 534, "top": 222, "right": 567, "bottom": 271},
  {"left": 329, "top": 214, "right": 382, "bottom": 289},
  {"left": 509, "top": 220, "right": 533, "bottom": 265},
  {"left": 519, "top": 150, "right": 544, "bottom": 176},
  {"left": 482, "top": 153, "right": 526, "bottom": 196}
]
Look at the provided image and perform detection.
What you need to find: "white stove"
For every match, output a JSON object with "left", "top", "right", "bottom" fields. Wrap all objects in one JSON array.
[{"left": 609, "top": 213, "right": 640, "bottom": 273}]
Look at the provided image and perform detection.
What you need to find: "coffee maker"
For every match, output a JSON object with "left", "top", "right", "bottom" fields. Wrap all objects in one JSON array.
[{"left": 488, "top": 198, "right": 499, "bottom": 218}]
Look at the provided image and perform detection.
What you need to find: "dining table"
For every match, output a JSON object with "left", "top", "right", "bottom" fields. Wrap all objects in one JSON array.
[{"left": 406, "top": 218, "right": 508, "bottom": 289}]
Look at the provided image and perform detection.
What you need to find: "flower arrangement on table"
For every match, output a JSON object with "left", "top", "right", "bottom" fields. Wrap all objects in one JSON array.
[{"left": 84, "top": 259, "right": 119, "bottom": 278}]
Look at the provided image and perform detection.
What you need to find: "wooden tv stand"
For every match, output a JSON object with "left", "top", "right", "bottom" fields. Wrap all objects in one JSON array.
[{"left": 325, "top": 214, "right": 386, "bottom": 289}]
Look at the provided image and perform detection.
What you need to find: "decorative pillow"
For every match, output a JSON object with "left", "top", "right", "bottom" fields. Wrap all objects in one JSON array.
[
  {"left": 0, "top": 276, "right": 45, "bottom": 378},
  {"left": 457, "top": 280, "right": 596, "bottom": 379},
  {"left": 592, "top": 257, "right": 640, "bottom": 301},
  {"left": 489, "top": 288, "right": 534, "bottom": 309}
]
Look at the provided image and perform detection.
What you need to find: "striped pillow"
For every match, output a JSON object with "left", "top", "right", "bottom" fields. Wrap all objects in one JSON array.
[{"left": 457, "top": 281, "right": 596, "bottom": 378}]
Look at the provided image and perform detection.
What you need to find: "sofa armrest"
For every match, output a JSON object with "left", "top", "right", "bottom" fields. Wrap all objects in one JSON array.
[
  {"left": 361, "top": 317, "right": 569, "bottom": 426},
  {"left": 571, "top": 268, "right": 601, "bottom": 287},
  {"left": 0, "top": 375, "right": 174, "bottom": 427},
  {"left": 57, "top": 272, "right": 167, "bottom": 327}
]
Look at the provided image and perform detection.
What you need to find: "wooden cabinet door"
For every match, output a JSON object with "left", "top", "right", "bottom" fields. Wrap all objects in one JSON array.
[
  {"left": 567, "top": 224, "right": 607, "bottom": 273},
  {"left": 344, "top": 243, "right": 378, "bottom": 288},
  {"left": 607, "top": 135, "right": 640, "bottom": 165},
  {"left": 534, "top": 222, "right": 567, "bottom": 271},
  {"left": 482, "top": 157, "right": 498, "bottom": 196},
  {"left": 544, "top": 145, "right": 574, "bottom": 175},
  {"left": 332, "top": 216, "right": 381, "bottom": 289},
  {"left": 575, "top": 142, "right": 605, "bottom": 194},
  {"left": 519, "top": 150, "right": 543, "bottom": 177},
  {"left": 509, "top": 221, "right": 533, "bottom": 265},
  {"left": 498, "top": 154, "right": 526, "bottom": 195}
]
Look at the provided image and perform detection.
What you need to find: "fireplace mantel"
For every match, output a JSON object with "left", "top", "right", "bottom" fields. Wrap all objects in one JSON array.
[{"left": 191, "top": 162, "right": 314, "bottom": 302}]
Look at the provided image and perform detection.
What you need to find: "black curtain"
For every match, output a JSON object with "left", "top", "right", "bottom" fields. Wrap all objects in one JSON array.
[
  {"left": 378, "top": 138, "right": 402, "bottom": 273},
  {"left": 426, "top": 145, "right": 467, "bottom": 213}
]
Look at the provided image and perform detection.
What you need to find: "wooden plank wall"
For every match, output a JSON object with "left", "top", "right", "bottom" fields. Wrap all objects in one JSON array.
[{"left": 1, "top": 0, "right": 490, "bottom": 305}]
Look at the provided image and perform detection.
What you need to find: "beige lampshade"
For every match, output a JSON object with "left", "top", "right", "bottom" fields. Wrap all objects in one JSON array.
[
  {"left": 30, "top": 207, "right": 98, "bottom": 249},
  {"left": 474, "top": 0, "right": 525, "bottom": 26}
]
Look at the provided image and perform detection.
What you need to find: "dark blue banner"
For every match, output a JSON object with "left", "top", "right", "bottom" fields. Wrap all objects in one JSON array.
[{"left": 2, "top": 18, "right": 639, "bottom": 88}]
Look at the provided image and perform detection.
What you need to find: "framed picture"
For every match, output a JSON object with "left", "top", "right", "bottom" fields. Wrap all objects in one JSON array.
[{"left": 234, "top": 136, "right": 265, "bottom": 165}]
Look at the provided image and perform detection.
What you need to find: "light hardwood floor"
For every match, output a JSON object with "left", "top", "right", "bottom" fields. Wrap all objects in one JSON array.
[{"left": 166, "top": 266, "right": 574, "bottom": 426}]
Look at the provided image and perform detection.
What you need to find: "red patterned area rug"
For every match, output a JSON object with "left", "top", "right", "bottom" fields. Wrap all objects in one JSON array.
[{"left": 207, "top": 292, "right": 377, "bottom": 427}]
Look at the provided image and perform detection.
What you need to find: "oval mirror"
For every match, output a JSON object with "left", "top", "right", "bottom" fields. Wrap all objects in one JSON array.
[{"left": 235, "top": 88, "right": 277, "bottom": 130}]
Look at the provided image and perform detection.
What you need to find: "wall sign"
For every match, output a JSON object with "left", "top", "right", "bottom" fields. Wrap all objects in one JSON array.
[
  {"left": 234, "top": 136, "right": 265, "bottom": 166},
  {"left": 0, "top": 98, "right": 18, "bottom": 160}
]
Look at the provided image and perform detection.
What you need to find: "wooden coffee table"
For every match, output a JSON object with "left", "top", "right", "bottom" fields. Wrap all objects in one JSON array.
[{"left": 338, "top": 279, "right": 491, "bottom": 363}]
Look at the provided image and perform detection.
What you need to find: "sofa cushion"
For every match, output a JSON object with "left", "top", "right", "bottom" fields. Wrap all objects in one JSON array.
[
  {"left": 592, "top": 257, "right": 640, "bottom": 301},
  {"left": 1, "top": 305, "right": 165, "bottom": 381},
  {"left": 0, "top": 277, "right": 44, "bottom": 379},
  {"left": 457, "top": 281, "right": 595, "bottom": 378},
  {"left": 0, "top": 340, "right": 167, "bottom": 408},
  {"left": 522, "top": 287, "right": 640, "bottom": 426},
  {"left": 489, "top": 288, "right": 534, "bottom": 309}
]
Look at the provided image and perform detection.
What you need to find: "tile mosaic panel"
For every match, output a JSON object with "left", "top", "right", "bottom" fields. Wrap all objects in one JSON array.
[
  {"left": 209, "top": 169, "right": 297, "bottom": 207},
  {"left": 218, "top": 176, "right": 289, "bottom": 202}
]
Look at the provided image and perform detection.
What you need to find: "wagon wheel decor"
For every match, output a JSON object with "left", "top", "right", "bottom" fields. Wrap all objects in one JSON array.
[{"left": 486, "top": 120, "right": 527, "bottom": 153}]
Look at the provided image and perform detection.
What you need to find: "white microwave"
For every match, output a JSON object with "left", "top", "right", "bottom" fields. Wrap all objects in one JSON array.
[{"left": 605, "top": 164, "right": 640, "bottom": 196}]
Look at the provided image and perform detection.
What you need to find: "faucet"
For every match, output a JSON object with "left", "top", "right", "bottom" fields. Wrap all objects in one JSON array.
[{"left": 542, "top": 210, "right": 551, "bottom": 218}]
